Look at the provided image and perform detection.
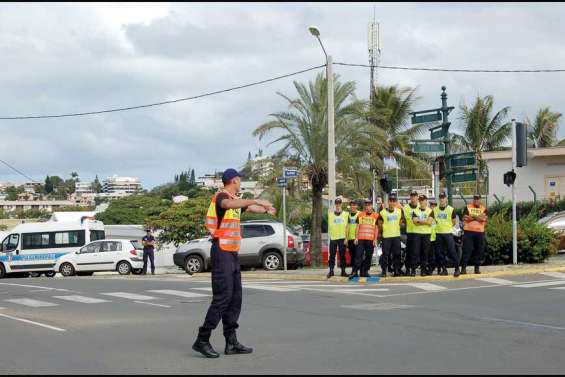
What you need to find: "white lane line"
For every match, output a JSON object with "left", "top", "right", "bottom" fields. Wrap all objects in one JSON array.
[
  {"left": 334, "top": 288, "right": 390, "bottom": 293},
  {"left": 407, "top": 283, "right": 448, "bottom": 291},
  {"left": 342, "top": 303, "right": 416, "bottom": 310},
  {"left": 192, "top": 287, "right": 213, "bottom": 292},
  {"left": 147, "top": 289, "right": 209, "bottom": 298},
  {"left": 479, "top": 317, "right": 565, "bottom": 331},
  {"left": 0, "top": 282, "right": 73, "bottom": 292},
  {"left": 0, "top": 313, "right": 66, "bottom": 332},
  {"left": 134, "top": 301, "right": 171, "bottom": 308},
  {"left": 29, "top": 289, "right": 51, "bottom": 293},
  {"left": 101, "top": 292, "right": 157, "bottom": 301},
  {"left": 5, "top": 298, "right": 58, "bottom": 307},
  {"left": 513, "top": 280, "right": 565, "bottom": 288},
  {"left": 243, "top": 285, "right": 299, "bottom": 292},
  {"left": 53, "top": 295, "right": 111, "bottom": 304},
  {"left": 549, "top": 287, "right": 565, "bottom": 291},
  {"left": 475, "top": 278, "right": 516, "bottom": 285},
  {"left": 541, "top": 272, "right": 565, "bottom": 279}
]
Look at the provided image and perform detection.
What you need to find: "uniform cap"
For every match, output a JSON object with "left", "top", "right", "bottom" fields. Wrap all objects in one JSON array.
[
  {"left": 222, "top": 168, "right": 242, "bottom": 183},
  {"left": 439, "top": 192, "right": 447, "bottom": 198},
  {"left": 418, "top": 194, "right": 427, "bottom": 201},
  {"left": 334, "top": 197, "right": 342, "bottom": 204},
  {"left": 410, "top": 191, "right": 418, "bottom": 197},
  {"left": 473, "top": 193, "right": 481, "bottom": 199}
]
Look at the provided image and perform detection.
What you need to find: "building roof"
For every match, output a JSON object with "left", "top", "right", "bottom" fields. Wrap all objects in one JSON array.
[
  {"left": 0, "top": 201, "right": 76, "bottom": 205},
  {"left": 482, "top": 146, "right": 565, "bottom": 160}
]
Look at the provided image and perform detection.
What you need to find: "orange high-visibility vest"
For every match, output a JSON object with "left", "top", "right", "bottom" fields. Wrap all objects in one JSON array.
[
  {"left": 357, "top": 211, "right": 379, "bottom": 240},
  {"left": 464, "top": 204, "right": 486, "bottom": 233},
  {"left": 205, "top": 190, "right": 242, "bottom": 252}
]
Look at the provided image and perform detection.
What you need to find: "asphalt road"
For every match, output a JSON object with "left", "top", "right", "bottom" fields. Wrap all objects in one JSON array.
[{"left": 1, "top": 272, "right": 565, "bottom": 374}]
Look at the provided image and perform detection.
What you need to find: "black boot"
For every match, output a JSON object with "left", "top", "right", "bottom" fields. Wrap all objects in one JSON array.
[
  {"left": 340, "top": 269, "right": 347, "bottom": 277},
  {"left": 410, "top": 268, "right": 416, "bottom": 277},
  {"left": 474, "top": 266, "right": 481, "bottom": 274},
  {"left": 454, "top": 267, "right": 461, "bottom": 278},
  {"left": 225, "top": 334, "right": 253, "bottom": 355},
  {"left": 349, "top": 269, "right": 359, "bottom": 279},
  {"left": 327, "top": 270, "right": 334, "bottom": 279},
  {"left": 381, "top": 270, "right": 387, "bottom": 278},
  {"left": 440, "top": 267, "right": 448, "bottom": 276},
  {"left": 192, "top": 336, "right": 220, "bottom": 359},
  {"left": 461, "top": 266, "right": 467, "bottom": 275}
]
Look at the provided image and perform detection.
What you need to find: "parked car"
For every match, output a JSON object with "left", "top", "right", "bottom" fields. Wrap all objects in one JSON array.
[
  {"left": 173, "top": 220, "right": 305, "bottom": 274},
  {"left": 539, "top": 211, "right": 565, "bottom": 251},
  {"left": 54, "top": 239, "right": 145, "bottom": 277}
]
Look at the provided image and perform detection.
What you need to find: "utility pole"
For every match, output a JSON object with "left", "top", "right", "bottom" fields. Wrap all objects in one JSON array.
[
  {"left": 440, "top": 86, "right": 453, "bottom": 205},
  {"left": 368, "top": 12, "right": 381, "bottom": 103},
  {"left": 511, "top": 119, "right": 518, "bottom": 265}
]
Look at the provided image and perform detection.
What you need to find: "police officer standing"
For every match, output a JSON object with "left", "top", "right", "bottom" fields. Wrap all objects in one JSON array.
[
  {"left": 193, "top": 168, "right": 276, "bottom": 359},
  {"left": 350, "top": 199, "right": 379, "bottom": 278},
  {"left": 378, "top": 193, "right": 404, "bottom": 277},
  {"left": 461, "top": 193, "right": 488, "bottom": 275},
  {"left": 402, "top": 191, "right": 419, "bottom": 276},
  {"left": 412, "top": 194, "right": 435, "bottom": 277},
  {"left": 327, "top": 198, "right": 349, "bottom": 278},
  {"left": 433, "top": 192, "right": 460, "bottom": 277},
  {"left": 346, "top": 200, "right": 360, "bottom": 275},
  {"left": 141, "top": 228, "right": 156, "bottom": 275}
]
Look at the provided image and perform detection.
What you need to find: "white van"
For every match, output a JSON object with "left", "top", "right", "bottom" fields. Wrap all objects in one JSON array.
[{"left": 0, "top": 218, "right": 105, "bottom": 278}]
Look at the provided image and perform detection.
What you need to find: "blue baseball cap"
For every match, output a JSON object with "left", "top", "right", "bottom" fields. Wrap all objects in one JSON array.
[{"left": 222, "top": 168, "right": 242, "bottom": 183}]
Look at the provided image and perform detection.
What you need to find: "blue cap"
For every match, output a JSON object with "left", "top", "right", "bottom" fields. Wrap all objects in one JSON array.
[{"left": 222, "top": 168, "right": 242, "bottom": 183}]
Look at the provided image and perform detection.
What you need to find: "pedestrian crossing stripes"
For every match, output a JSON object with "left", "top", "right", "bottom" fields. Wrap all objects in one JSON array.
[
  {"left": 52, "top": 295, "right": 111, "bottom": 304},
  {"left": 513, "top": 280, "right": 565, "bottom": 288},
  {"left": 406, "top": 283, "right": 447, "bottom": 291},
  {"left": 146, "top": 290, "right": 209, "bottom": 298},
  {"left": 541, "top": 272, "right": 565, "bottom": 279},
  {"left": 101, "top": 292, "right": 158, "bottom": 301},
  {"left": 476, "top": 278, "right": 515, "bottom": 285},
  {"left": 549, "top": 287, "right": 565, "bottom": 291},
  {"left": 5, "top": 298, "right": 58, "bottom": 307}
]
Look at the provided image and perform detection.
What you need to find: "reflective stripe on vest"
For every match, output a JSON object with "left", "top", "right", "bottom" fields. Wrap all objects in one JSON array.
[
  {"left": 205, "top": 191, "right": 242, "bottom": 252},
  {"left": 379, "top": 208, "right": 402, "bottom": 238},
  {"left": 347, "top": 212, "right": 360, "bottom": 240},
  {"left": 464, "top": 204, "right": 486, "bottom": 233},
  {"left": 329, "top": 211, "right": 349, "bottom": 241},
  {"left": 433, "top": 205, "right": 454, "bottom": 234},
  {"left": 357, "top": 212, "right": 379, "bottom": 240},
  {"left": 403, "top": 204, "right": 418, "bottom": 234},
  {"left": 413, "top": 207, "right": 432, "bottom": 234}
]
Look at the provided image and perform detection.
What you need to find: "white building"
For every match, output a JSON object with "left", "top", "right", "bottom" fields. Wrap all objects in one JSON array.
[
  {"left": 75, "top": 181, "right": 94, "bottom": 195},
  {"left": 250, "top": 156, "right": 274, "bottom": 178},
  {"left": 0, "top": 200, "right": 78, "bottom": 213},
  {"left": 196, "top": 173, "right": 223, "bottom": 190},
  {"left": 102, "top": 175, "right": 142, "bottom": 196},
  {"left": 483, "top": 146, "right": 565, "bottom": 204},
  {"left": 240, "top": 181, "right": 264, "bottom": 197}
]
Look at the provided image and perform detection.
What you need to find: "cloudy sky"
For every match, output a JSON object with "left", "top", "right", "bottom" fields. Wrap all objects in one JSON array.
[{"left": 1, "top": 2, "right": 564, "bottom": 189}]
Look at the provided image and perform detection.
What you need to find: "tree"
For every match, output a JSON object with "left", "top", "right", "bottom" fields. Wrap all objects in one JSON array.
[
  {"left": 5, "top": 186, "right": 23, "bottom": 201},
  {"left": 189, "top": 169, "right": 196, "bottom": 186},
  {"left": 44, "top": 176, "right": 53, "bottom": 194},
  {"left": 455, "top": 95, "right": 511, "bottom": 192},
  {"left": 92, "top": 175, "right": 103, "bottom": 193},
  {"left": 95, "top": 195, "right": 170, "bottom": 225},
  {"left": 70, "top": 172, "right": 79, "bottom": 182},
  {"left": 527, "top": 107, "right": 562, "bottom": 148},
  {"left": 253, "top": 72, "right": 360, "bottom": 265}
]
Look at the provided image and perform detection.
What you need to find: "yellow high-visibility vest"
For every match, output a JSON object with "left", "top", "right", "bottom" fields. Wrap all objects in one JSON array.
[
  {"left": 347, "top": 211, "right": 360, "bottom": 240},
  {"left": 328, "top": 211, "right": 349, "bottom": 240},
  {"left": 433, "top": 205, "right": 455, "bottom": 234},
  {"left": 413, "top": 207, "right": 433, "bottom": 235},
  {"left": 205, "top": 191, "right": 241, "bottom": 252},
  {"left": 403, "top": 204, "right": 418, "bottom": 234},
  {"left": 379, "top": 208, "right": 402, "bottom": 238}
]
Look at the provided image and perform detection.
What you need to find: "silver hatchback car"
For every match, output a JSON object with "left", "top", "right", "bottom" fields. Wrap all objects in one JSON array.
[{"left": 173, "top": 220, "right": 305, "bottom": 274}]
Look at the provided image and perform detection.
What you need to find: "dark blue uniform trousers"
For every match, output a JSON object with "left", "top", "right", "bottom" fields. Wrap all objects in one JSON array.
[{"left": 198, "top": 242, "right": 242, "bottom": 340}]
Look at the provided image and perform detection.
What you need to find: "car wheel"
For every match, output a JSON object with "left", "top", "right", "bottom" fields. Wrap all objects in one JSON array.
[
  {"left": 44, "top": 271, "right": 56, "bottom": 278},
  {"left": 60, "top": 263, "right": 75, "bottom": 277},
  {"left": 263, "top": 251, "right": 282, "bottom": 271},
  {"left": 117, "top": 261, "right": 132, "bottom": 275},
  {"left": 30, "top": 272, "right": 42, "bottom": 278},
  {"left": 185, "top": 255, "right": 204, "bottom": 275},
  {"left": 132, "top": 269, "right": 143, "bottom": 275},
  {"left": 0, "top": 264, "right": 5, "bottom": 279}
]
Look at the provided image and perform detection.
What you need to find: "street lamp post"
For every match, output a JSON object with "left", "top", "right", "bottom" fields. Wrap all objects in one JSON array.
[{"left": 309, "top": 26, "right": 336, "bottom": 209}]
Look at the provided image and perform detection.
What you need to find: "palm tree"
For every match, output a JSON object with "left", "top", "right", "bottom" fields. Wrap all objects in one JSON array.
[
  {"left": 253, "top": 72, "right": 360, "bottom": 265},
  {"left": 526, "top": 107, "right": 562, "bottom": 148},
  {"left": 455, "top": 95, "right": 511, "bottom": 192}
]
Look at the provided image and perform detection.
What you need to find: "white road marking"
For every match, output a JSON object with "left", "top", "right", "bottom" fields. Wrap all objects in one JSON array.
[
  {"left": 0, "top": 282, "right": 73, "bottom": 292},
  {"left": 334, "top": 288, "right": 390, "bottom": 293},
  {"left": 192, "top": 287, "right": 213, "bottom": 291},
  {"left": 479, "top": 317, "right": 565, "bottom": 331},
  {"left": 513, "top": 280, "right": 565, "bottom": 288},
  {"left": 134, "top": 301, "right": 171, "bottom": 308},
  {"left": 5, "top": 298, "right": 58, "bottom": 307},
  {"left": 243, "top": 284, "right": 299, "bottom": 292},
  {"left": 52, "top": 295, "right": 111, "bottom": 304},
  {"left": 541, "top": 272, "right": 565, "bottom": 279},
  {"left": 147, "top": 289, "right": 209, "bottom": 298},
  {"left": 475, "top": 278, "right": 516, "bottom": 285},
  {"left": 341, "top": 303, "right": 415, "bottom": 310},
  {"left": 101, "top": 292, "right": 157, "bottom": 301},
  {"left": 0, "top": 313, "right": 66, "bottom": 332},
  {"left": 407, "top": 283, "right": 447, "bottom": 291},
  {"left": 549, "top": 287, "right": 565, "bottom": 291}
]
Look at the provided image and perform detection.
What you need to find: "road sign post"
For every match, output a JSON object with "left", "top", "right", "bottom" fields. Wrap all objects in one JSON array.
[
  {"left": 412, "top": 140, "right": 445, "bottom": 154},
  {"left": 281, "top": 167, "right": 299, "bottom": 272}
]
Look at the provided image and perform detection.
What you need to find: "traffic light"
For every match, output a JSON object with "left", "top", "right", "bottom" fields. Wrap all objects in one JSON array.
[
  {"left": 516, "top": 122, "right": 528, "bottom": 167},
  {"left": 504, "top": 170, "right": 516, "bottom": 187}
]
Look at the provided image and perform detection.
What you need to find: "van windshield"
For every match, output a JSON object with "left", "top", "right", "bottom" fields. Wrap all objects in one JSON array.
[{"left": 90, "top": 230, "right": 105, "bottom": 241}]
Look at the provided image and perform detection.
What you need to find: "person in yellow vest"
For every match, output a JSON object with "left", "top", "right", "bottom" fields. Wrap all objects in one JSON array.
[
  {"left": 349, "top": 199, "right": 380, "bottom": 278},
  {"left": 327, "top": 198, "right": 349, "bottom": 278},
  {"left": 462, "top": 193, "right": 488, "bottom": 275},
  {"left": 429, "top": 200, "right": 439, "bottom": 275},
  {"left": 193, "top": 169, "right": 276, "bottom": 359},
  {"left": 402, "top": 191, "right": 420, "bottom": 276},
  {"left": 411, "top": 194, "right": 435, "bottom": 277},
  {"left": 434, "top": 192, "right": 460, "bottom": 277},
  {"left": 346, "top": 200, "right": 361, "bottom": 275},
  {"left": 378, "top": 193, "right": 405, "bottom": 277}
]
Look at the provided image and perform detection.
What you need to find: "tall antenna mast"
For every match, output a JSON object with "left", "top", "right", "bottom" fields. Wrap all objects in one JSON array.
[{"left": 368, "top": 8, "right": 381, "bottom": 103}]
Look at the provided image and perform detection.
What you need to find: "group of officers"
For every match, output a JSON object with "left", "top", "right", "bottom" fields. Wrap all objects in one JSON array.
[{"left": 327, "top": 191, "right": 488, "bottom": 279}]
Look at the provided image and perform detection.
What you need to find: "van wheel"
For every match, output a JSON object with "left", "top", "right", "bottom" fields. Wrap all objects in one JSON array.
[
  {"left": 0, "top": 264, "right": 5, "bottom": 279},
  {"left": 185, "top": 255, "right": 204, "bottom": 275},
  {"left": 117, "top": 261, "right": 132, "bottom": 275},
  {"left": 44, "top": 271, "right": 56, "bottom": 278},
  {"left": 263, "top": 251, "right": 282, "bottom": 271},
  {"left": 60, "top": 263, "right": 75, "bottom": 277}
]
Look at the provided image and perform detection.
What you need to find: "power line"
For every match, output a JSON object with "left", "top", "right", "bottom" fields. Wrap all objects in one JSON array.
[
  {"left": 0, "top": 64, "right": 326, "bottom": 120},
  {"left": 0, "top": 159, "right": 38, "bottom": 183},
  {"left": 335, "top": 62, "right": 565, "bottom": 73}
]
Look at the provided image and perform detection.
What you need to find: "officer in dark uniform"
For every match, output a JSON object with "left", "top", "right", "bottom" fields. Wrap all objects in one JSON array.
[
  {"left": 141, "top": 229, "right": 156, "bottom": 275},
  {"left": 192, "top": 168, "right": 275, "bottom": 359}
]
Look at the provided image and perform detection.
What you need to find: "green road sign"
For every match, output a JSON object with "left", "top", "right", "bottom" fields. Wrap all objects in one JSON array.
[
  {"left": 412, "top": 140, "right": 444, "bottom": 153},
  {"left": 451, "top": 170, "right": 476, "bottom": 183},
  {"left": 430, "top": 125, "right": 446, "bottom": 140},
  {"left": 412, "top": 112, "right": 442, "bottom": 125},
  {"left": 450, "top": 152, "right": 476, "bottom": 168}
]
